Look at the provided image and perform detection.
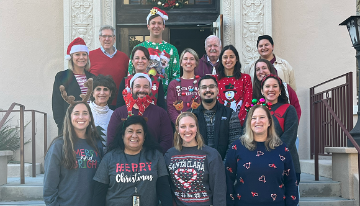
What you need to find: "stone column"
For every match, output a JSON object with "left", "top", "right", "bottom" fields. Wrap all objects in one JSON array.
[
  {"left": 222, "top": 0, "right": 272, "bottom": 67},
  {"left": 63, "top": 0, "right": 116, "bottom": 69}
]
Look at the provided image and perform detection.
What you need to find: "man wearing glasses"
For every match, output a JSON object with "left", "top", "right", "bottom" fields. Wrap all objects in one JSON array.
[
  {"left": 190, "top": 75, "right": 242, "bottom": 160},
  {"left": 89, "top": 25, "right": 129, "bottom": 109}
]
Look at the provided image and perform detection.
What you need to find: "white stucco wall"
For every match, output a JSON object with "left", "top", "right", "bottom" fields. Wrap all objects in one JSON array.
[
  {"left": 272, "top": 1, "right": 357, "bottom": 159},
  {"left": 0, "top": 1, "right": 63, "bottom": 163}
]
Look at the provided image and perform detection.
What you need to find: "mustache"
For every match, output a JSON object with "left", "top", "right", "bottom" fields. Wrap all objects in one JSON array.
[
  {"left": 136, "top": 91, "right": 148, "bottom": 96},
  {"left": 209, "top": 49, "right": 217, "bottom": 53},
  {"left": 203, "top": 91, "right": 214, "bottom": 96}
]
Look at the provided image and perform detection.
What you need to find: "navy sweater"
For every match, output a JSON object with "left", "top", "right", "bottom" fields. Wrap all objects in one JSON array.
[{"left": 225, "top": 140, "right": 299, "bottom": 206}]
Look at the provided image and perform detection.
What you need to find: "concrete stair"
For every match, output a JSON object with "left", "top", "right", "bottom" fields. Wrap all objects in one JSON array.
[
  {"left": 0, "top": 175, "right": 44, "bottom": 205},
  {"left": 299, "top": 173, "right": 355, "bottom": 206},
  {"left": 7, "top": 164, "right": 41, "bottom": 178}
]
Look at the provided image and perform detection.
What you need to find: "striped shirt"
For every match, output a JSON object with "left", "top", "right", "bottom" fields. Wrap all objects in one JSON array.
[{"left": 74, "top": 74, "right": 90, "bottom": 103}]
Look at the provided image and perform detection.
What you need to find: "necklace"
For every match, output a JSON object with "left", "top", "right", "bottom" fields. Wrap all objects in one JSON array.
[{"left": 173, "top": 75, "right": 200, "bottom": 111}]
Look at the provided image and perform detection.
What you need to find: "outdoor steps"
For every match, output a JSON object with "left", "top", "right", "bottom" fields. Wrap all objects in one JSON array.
[
  {"left": 0, "top": 200, "right": 45, "bottom": 206},
  {"left": 299, "top": 173, "right": 355, "bottom": 206},
  {"left": 7, "top": 163, "right": 41, "bottom": 178}
]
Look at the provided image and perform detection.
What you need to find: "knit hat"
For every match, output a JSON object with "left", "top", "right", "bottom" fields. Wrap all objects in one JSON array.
[
  {"left": 148, "top": 48, "right": 161, "bottom": 61},
  {"left": 160, "top": 50, "right": 170, "bottom": 61},
  {"left": 129, "top": 73, "right": 152, "bottom": 89},
  {"left": 146, "top": 7, "right": 168, "bottom": 24},
  {"left": 65, "top": 37, "right": 89, "bottom": 60}
]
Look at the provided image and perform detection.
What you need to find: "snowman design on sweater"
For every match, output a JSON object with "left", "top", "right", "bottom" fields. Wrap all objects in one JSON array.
[{"left": 223, "top": 83, "right": 242, "bottom": 112}]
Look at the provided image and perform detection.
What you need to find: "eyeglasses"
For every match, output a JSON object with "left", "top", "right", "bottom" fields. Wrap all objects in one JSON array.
[
  {"left": 100, "top": 35, "right": 114, "bottom": 39},
  {"left": 200, "top": 84, "right": 217, "bottom": 90}
]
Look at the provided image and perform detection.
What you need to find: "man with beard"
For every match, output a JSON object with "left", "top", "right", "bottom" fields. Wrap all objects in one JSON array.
[
  {"left": 189, "top": 75, "right": 241, "bottom": 160},
  {"left": 106, "top": 73, "right": 173, "bottom": 153},
  {"left": 194, "top": 35, "right": 222, "bottom": 77}
]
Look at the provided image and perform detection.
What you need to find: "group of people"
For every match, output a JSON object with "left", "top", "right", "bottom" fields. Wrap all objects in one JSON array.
[{"left": 45, "top": 6, "right": 301, "bottom": 206}]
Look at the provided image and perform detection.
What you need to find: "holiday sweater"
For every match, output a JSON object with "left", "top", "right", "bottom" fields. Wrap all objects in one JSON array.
[
  {"left": 89, "top": 101, "right": 113, "bottom": 152},
  {"left": 216, "top": 74, "right": 253, "bottom": 126},
  {"left": 89, "top": 48, "right": 129, "bottom": 106},
  {"left": 116, "top": 75, "right": 166, "bottom": 109},
  {"left": 43, "top": 137, "right": 103, "bottom": 206},
  {"left": 270, "top": 103, "right": 300, "bottom": 174},
  {"left": 167, "top": 77, "right": 201, "bottom": 124},
  {"left": 107, "top": 104, "right": 173, "bottom": 153},
  {"left": 128, "top": 40, "right": 180, "bottom": 95},
  {"left": 164, "top": 145, "right": 226, "bottom": 206},
  {"left": 93, "top": 148, "right": 168, "bottom": 206},
  {"left": 225, "top": 140, "right": 299, "bottom": 206}
]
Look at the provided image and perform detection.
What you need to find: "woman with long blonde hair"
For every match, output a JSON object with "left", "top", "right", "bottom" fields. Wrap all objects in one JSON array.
[
  {"left": 164, "top": 112, "right": 226, "bottom": 206},
  {"left": 225, "top": 104, "right": 298, "bottom": 206}
]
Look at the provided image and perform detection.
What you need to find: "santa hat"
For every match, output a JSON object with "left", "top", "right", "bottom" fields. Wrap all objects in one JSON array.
[
  {"left": 148, "top": 48, "right": 161, "bottom": 61},
  {"left": 65, "top": 37, "right": 89, "bottom": 60},
  {"left": 129, "top": 73, "right": 152, "bottom": 89},
  {"left": 146, "top": 7, "right": 168, "bottom": 24},
  {"left": 160, "top": 50, "right": 170, "bottom": 61}
]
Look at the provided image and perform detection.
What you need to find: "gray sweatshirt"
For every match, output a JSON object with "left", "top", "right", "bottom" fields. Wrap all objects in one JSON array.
[{"left": 43, "top": 137, "right": 103, "bottom": 206}]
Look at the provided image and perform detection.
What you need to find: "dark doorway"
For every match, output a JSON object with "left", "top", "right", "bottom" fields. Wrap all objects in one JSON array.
[{"left": 169, "top": 27, "right": 212, "bottom": 59}]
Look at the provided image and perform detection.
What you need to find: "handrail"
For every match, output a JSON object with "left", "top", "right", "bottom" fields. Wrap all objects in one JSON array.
[
  {"left": 320, "top": 99, "right": 360, "bottom": 203},
  {"left": 311, "top": 73, "right": 349, "bottom": 88},
  {"left": 0, "top": 103, "right": 25, "bottom": 184},
  {"left": 0, "top": 104, "right": 47, "bottom": 184}
]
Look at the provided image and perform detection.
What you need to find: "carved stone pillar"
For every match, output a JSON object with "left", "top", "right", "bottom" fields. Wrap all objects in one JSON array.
[
  {"left": 63, "top": 0, "right": 116, "bottom": 69},
  {"left": 222, "top": 0, "right": 272, "bottom": 67}
]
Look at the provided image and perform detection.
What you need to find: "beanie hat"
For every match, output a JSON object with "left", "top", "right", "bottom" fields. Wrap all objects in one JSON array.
[
  {"left": 65, "top": 37, "right": 89, "bottom": 60},
  {"left": 130, "top": 73, "right": 152, "bottom": 89},
  {"left": 146, "top": 7, "right": 168, "bottom": 24}
]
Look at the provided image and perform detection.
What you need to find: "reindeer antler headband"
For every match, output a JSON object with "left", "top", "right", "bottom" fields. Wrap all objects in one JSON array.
[{"left": 59, "top": 78, "right": 93, "bottom": 105}]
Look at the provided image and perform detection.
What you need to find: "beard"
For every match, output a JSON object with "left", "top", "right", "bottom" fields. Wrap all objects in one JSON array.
[
  {"left": 132, "top": 91, "right": 149, "bottom": 99},
  {"left": 202, "top": 91, "right": 215, "bottom": 104}
]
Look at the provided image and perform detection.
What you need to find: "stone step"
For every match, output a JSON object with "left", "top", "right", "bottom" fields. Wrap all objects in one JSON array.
[
  {"left": 7, "top": 164, "right": 41, "bottom": 178},
  {"left": 300, "top": 159, "right": 332, "bottom": 178},
  {"left": 0, "top": 200, "right": 45, "bottom": 206},
  {"left": 0, "top": 175, "right": 43, "bottom": 202},
  {"left": 299, "top": 173, "right": 341, "bottom": 197},
  {"left": 299, "top": 197, "right": 355, "bottom": 206}
]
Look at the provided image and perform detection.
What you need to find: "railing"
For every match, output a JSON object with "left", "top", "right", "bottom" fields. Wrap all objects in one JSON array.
[
  {"left": 0, "top": 103, "right": 47, "bottom": 184},
  {"left": 309, "top": 72, "right": 354, "bottom": 180}
]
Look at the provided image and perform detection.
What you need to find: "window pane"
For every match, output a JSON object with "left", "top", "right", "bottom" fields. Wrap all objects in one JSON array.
[{"left": 195, "top": 0, "right": 212, "bottom": 4}]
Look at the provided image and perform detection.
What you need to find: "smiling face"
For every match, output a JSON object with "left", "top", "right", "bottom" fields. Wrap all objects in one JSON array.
[
  {"left": 261, "top": 77, "right": 280, "bottom": 104},
  {"left": 222, "top": 49, "right": 237, "bottom": 72},
  {"left": 178, "top": 116, "right": 198, "bottom": 147},
  {"left": 99, "top": 29, "right": 116, "bottom": 50},
  {"left": 131, "top": 77, "right": 151, "bottom": 99},
  {"left": 147, "top": 16, "right": 165, "bottom": 37},
  {"left": 255, "top": 62, "right": 271, "bottom": 81},
  {"left": 225, "top": 91, "right": 235, "bottom": 100},
  {"left": 93, "top": 86, "right": 111, "bottom": 107},
  {"left": 133, "top": 50, "right": 149, "bottom": 73},
  {"left": 198, "top": 79, "right": 219, "bottom": 104},
  {"left": 251, "top": 107, "right": 270, "bottom": 137},
  {"left": 257, "top": 39, "right": 274, "bottom": 59},
  {"left": 71, "top": 103, "right": 91, "bottom": 136},
  {"left": 72, "top": 51, "right": 88, "bottom": 70},
  {"left": 123, "top": 124, "right": 144, "bottom": 154},
  {"left": 205, "top": 37, "right": 221, "bottom": 61},
  {"left": 181, "top": 52, "right": 197, "bottom": 74}
]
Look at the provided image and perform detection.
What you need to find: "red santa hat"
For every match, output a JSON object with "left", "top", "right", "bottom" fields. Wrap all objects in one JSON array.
[
  {"left": 160, "top": 50, "right": 170, "bottom": 61},
  {"left": 146, "top": 7, "right": 168, "bottom": 24},
  {"left": 65, "top": 37, "right": 89, "bottom": 60},
  {"left": 148, "top": 48, "right": 161, "bottom": 61}
]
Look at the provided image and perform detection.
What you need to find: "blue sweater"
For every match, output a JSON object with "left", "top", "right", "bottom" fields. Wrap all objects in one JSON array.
[{"left": 225, "top": 140, "right": 299, "bottom": 206}]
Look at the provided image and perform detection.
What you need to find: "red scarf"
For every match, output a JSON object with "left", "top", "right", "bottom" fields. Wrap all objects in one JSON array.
[{"left": 123, "top": 91, "right": 152, "bottom": 116}]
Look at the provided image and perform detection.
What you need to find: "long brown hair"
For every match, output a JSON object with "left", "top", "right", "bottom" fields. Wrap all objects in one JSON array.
[
  {"left": 174, "top": 112, "right": 204, "bottom": 151},
  {"left": 49, "top": 102, "right": 101, "bottom": 169},
  {"left": 252, "top": 59, "right": 277, "bottom": 99},
  {"left": 241, "top": 104, "right": 282, "bottom": 151}
]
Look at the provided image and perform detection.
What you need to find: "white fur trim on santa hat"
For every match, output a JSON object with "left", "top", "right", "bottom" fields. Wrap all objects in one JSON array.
[
  {"left": 146, "top": 7, "right": 168, "bottom": 24},
  {"left": 70, "top": 45, "right": 89, "bottom": 55},
  {"left": 130, "top": 73, "right": 152, "bottom": 88}
]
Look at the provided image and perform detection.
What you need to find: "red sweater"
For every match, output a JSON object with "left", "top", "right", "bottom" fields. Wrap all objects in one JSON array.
[{"left": 89, "top": 48, "right": 129, "bottom": 106}]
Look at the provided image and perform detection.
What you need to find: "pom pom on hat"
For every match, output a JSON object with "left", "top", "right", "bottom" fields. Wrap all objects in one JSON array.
[
  {"left": 65, "top": 37, "right": 89, "bottom": 60},
  {"left": 146, "top": 7, "right": 168, "bottom": 24}
]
